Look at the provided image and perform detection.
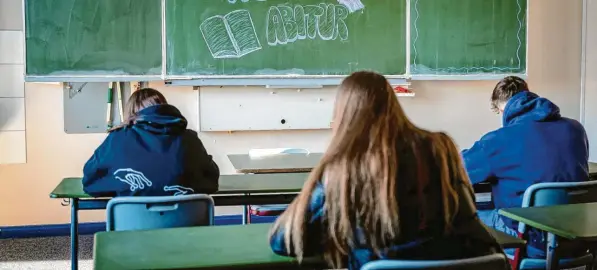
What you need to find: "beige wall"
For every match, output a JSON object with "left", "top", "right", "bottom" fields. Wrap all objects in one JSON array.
[
  {"left": 0, "top": 0, "right": 584, "bottom": 226},
  {"left": 583, "top": 0, "right": 597, "bottom": 159}
]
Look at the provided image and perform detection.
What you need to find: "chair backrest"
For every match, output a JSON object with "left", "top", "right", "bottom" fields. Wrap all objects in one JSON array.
[
  {"left": 360, "top": 254, "right": 508, "bottom": 270},
  {"left": 518, "top": 180, "right": 597, "bottom": 233},
  {"left": 106, "top": 194, "right": 214, "bottom": 231}
]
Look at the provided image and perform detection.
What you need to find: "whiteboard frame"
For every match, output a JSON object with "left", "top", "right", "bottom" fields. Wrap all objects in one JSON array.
[{"left": 21, "top": 0, "right": 529, "bottom": 84}]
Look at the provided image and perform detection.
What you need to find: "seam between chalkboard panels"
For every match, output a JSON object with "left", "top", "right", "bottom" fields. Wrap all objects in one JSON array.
[{"left": 410, "top": 0, "right": 526, "bottom": 74}]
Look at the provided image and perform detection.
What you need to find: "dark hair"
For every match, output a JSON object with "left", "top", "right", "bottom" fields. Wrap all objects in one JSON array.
[
  {"left": 109, "top": 88, "right": 167, "bottom": 132},
  {"left": 490, "top": 76, "right": 529, "bottom": 113}
]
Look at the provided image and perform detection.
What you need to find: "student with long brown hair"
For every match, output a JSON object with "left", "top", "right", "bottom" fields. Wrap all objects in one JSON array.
[
  {"left": 82, "top": 88, "right": 219, "bottom": 197},
  {"left": 269, "top": 71, "right": 507, "bottom": 270}
]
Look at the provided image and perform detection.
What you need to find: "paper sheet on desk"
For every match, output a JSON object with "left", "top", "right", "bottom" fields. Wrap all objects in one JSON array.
[{"left": 248, "top": 148, "right": 310, "bottom": 159}]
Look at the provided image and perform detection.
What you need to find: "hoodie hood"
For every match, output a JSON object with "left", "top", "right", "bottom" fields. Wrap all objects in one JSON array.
[
  {"left": 134, "top": 104, "right": 188, "bottom": 134},
  {"left": 502, "top": 91, "right": 561, "bottom": 126}
]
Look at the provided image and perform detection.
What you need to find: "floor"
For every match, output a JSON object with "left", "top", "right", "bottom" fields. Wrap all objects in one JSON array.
[{"left": 0, "top": 235, "right": 93, "bottom": 270}]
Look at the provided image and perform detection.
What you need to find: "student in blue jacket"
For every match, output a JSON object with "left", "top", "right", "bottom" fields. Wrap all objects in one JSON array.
[
  {"left": 269, "top": 71, "right": 507, "bottom": 270},
  {"left": 82, "top": 88, "right": 219, "bottom": 197},
  {"left": 462, "top": 76, "right": 589, "bottom": 258}
]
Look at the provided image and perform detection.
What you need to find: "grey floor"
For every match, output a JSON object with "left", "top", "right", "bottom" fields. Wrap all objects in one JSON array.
[{"left": 0, "top": 235, "right": 93, "bottom": 270}]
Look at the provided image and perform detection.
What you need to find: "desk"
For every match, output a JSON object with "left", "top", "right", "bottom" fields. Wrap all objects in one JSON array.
[
  {"left": 228, "top": 156, "right": 597, "bottom": 178},
  {"left": 52, "top": 175, "right": 492, "bottom": 270},
  {"left": 227, "top": 153, "right": 323, "bottom": 174},
  {"left": 94, "top": 223, "right": 526, "bottom": 270},
  {"left": 500, "top": 203, "right": 597, "bottom": 270},
  {"left": 51, "top": 173, "right": 309, "bottom": 270}
]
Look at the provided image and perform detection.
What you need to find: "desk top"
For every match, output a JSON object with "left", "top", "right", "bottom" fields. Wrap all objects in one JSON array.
[
  {"left": 94, "top": 223, "right": 525, "bottom": 270},
  {"left": 227, "top": 153, "right": 323, "bottom": 174},
  {"left": 50, "top": 173, "right": 310, "bottom": 199},
  {"left": 500, "top": 202, "right": 597, "bottom": 240},
  {"left": 94, "top": 224, "right": 302, "bottom": 270},
  {"left": 51, "top": 162, "right": 597, "bottom": 199}
]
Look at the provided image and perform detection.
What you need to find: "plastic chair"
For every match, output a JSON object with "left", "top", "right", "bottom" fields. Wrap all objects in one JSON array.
[
  {"left": 106, "top": 194, "right": 214, "bottom": 231},
  {"left": 360, "top": 253, "right": 509, "bottom": 270},
  {"left": 515, "top": 180, "right": 597, "bottom": 270}
]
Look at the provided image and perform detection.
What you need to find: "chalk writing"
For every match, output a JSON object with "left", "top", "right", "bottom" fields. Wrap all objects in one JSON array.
[
  {"left": 228, "top": 0, "right": 267, "bottom": 3},
  {"left": 266, "top": 3, "right": 349, "bottom": 46},
  {"left": 200, "top": 10, "right": 262, "bottom": 59},
  {"left": 337, "top": 0, "right": 365, "bottom": 13}
]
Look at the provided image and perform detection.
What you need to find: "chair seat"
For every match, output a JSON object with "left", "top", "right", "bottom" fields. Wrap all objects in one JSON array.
[
  {"left": 250, "top": 204, "right": 288, "bottom": 216},
  {"left": 519, "top": 254, "right": 593, "bottom": 270}
]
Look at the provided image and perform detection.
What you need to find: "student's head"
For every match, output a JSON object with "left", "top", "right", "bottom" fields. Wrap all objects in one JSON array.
[
  {"left": 331, "top": 70, "right": 411, "bottom": 136},
  {"left": 491, "top": 76, "right": 529, "bottom": 113},
  {"left": 125, "top": 88, "right": 168, "bottom": 119},
  {"left": 110, "top": 88, "right": 167, "bottom": 131},
  {"left": 271, "top": 71, "right": 468, "bottom": 268}
]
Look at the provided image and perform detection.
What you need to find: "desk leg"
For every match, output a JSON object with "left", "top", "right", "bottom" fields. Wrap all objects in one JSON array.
[
  {"left": 70, "top": 199, "right": 79, "bottom": 270},
  {"left": 242, "top": 205, "right": 247, "bottom": 225},
  {"left": 546, "top": 233, "right": 559, "bottom": 270}
]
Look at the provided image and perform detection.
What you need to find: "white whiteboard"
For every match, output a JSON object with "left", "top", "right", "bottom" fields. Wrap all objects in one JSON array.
[{"left": 199, "top": 87, "right": 336, "bottom": 131}]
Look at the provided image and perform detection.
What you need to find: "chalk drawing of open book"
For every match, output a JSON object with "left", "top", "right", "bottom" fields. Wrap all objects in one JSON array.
[{"left": 200, "top": 10, "right": 262, "bottom": 59}]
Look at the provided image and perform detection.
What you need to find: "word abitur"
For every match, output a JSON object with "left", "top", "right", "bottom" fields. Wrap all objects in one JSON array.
[{"left": 266, "top": 3, "right": 349, "bottom": 46}]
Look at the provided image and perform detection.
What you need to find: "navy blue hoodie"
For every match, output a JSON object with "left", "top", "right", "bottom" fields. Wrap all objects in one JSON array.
[
  {"left": 462, "top": 91, "right": 589, "bottom": 213},
  {"left": 82, "top": 104, "right": 219, "bottom": 197}
]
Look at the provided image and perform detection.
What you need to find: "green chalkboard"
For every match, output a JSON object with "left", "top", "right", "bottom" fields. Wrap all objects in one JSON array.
[
  {"left": 166, "top": 0, "right": 406, "bottom": 76},
  {"left": 410, "top": 0, "right": 527, "bottom": 75},
  {"left": 25, "top": 0, "right": 162, "bottom": 76}
]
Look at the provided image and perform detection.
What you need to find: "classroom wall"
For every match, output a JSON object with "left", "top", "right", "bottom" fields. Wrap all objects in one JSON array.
[
  {"left": 583, "top": 0, "right": 597, "bottom": 160},
  {"left": 0, "top": 0, "right": 584, "bottom": 226}
]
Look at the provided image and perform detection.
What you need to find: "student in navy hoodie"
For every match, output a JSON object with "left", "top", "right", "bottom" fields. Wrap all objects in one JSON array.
[
  {"left": 82, "top": 88, "right": 219, "bottom": 197},
  {"left": 462, "top": 76, "right": 589, "bottom": 258},
  {"left": 269, "top": 72, "right": 507, "bottom": 270}
]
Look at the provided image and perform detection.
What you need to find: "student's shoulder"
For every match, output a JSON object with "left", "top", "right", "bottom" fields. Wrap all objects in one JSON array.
[
  {"left": 560, "top": 117, "right": 587, "bottom": 133},
  {"left": 106, "top": 126, "right": 134, "bottom": 138},
  {"left": 180, "top": 129, "right": 204, "bottom": 143}
]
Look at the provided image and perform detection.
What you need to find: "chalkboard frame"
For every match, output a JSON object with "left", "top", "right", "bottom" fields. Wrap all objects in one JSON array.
[{"left": 22, "top": 0, "right": 529, "bottom": 84}]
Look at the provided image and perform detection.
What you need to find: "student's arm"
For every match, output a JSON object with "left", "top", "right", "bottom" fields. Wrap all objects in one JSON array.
[
  {"left": 183, "top": 130, "right": 219, "bottom": 194},
  {"left": 82, "top": 135, "right": 115, "bottom": 197},
  {"left": 461, "top": 138, "right": 495, "bottom": 185},
  {"left": 269, "top": 183, "right": 325, "bottom": 257},
  {"left": 442, "top": 133, "right": 505, "bottom": 255}
]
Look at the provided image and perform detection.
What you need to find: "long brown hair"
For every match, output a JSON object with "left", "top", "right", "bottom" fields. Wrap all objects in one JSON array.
[
  {"left": 109, "top": 88, "right": 167, "bottom": 132},
  {"left": 269, "top": 71, "right": 469, "bottom": 268}
]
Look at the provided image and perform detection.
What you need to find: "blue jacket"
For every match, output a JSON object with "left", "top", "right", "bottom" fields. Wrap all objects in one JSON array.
[
  {"left": 462, "top": 91, "right": 589, "bottom": 211},
  {"left": 82, "top": 104, "right": 219, "bottom": 197},
  {"left": 270, "top": 133, "right": 506, "bottom": 270}
]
